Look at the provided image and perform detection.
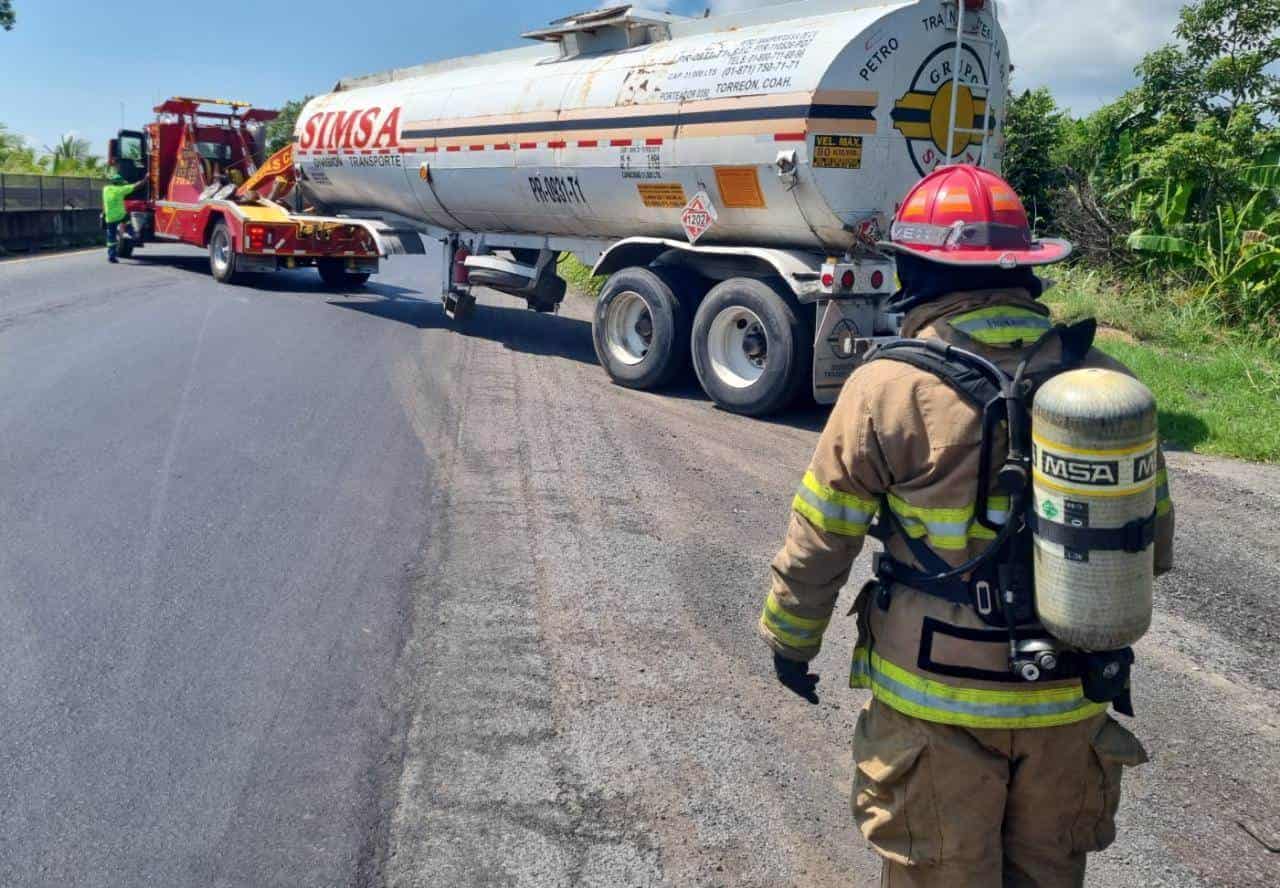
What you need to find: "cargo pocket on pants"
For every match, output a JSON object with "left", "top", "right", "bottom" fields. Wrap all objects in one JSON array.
[
  {"left": 852, "top": 703, "right": 940, "bottom": 867},
  {"left": 1071, "top": 716, "right": 1149, "bottom": 853}
]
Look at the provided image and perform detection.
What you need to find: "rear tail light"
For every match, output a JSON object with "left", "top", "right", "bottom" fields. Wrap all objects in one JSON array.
[
  {"left": 871, "top": 270, "right": 885, "bottom": 289},
  {"left": 840, "top": 270, "right": 856, "bottom": 290},
  {"left": 246, "top": 224, "right": 268, "bottom": 251}
]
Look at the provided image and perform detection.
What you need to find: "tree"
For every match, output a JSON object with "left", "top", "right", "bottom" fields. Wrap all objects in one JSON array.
[
  {"left": 266, "top": 97, "right": 312, "bottom": 155},
  {"left": 0, "top": 123, "right": 40, "bottom": 173},
  {"left": 43, "top": 134, "right": 96, "bottom": 175},
  {"left": 1002, "top": 87, "right": 1065, "bottom": 232},
  {"left": 1, "top": 1, "right": 14, "bottom": 31},
  {"left": 1175, "top": 0, "right": 1280, "bottom": 118}
]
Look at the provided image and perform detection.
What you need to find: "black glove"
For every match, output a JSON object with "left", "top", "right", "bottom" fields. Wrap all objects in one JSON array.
[{"left": 773, "top": 652, "right": 820, "bottom": 704}]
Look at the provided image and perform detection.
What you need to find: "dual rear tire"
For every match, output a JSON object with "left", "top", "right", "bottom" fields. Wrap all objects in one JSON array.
[
  {"left": 593, "top": 266, "right": 811, "bottom": 416},
  {"left": 691, "top": 277, "right": 812, "bottom": 417},
  {"left": 317, "top": 259, "right": 371, "bottom": 289}
]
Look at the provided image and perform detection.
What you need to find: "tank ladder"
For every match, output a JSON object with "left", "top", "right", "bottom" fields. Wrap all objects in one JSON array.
[{"left": 944, "top": 0, "right": 1001, "bottom": 168}]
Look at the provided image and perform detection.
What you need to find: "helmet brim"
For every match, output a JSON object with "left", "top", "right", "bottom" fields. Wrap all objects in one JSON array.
[{"left": 877, "top": 237, "right": 1073, "bottom": 268}]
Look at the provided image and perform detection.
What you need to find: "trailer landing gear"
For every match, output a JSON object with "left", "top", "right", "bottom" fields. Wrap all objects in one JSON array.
[{"left": 443, "top": 287, "right": 475, "bottom": 321}]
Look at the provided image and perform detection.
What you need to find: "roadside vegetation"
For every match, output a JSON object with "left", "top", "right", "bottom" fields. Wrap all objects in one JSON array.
[
  {"left": 1, "top": 126, "right": 106, "bottom": 177},
  {"left": 1003, "top": 0, "right": 1280, "bottom": 461},
  {"left": 557, "top": 253, "right": 605, "bottom": 299}
]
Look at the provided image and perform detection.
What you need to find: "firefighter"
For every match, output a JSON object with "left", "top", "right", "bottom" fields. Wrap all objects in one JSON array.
[
  {"left": 102, "top": 173, "right": 144, "bottom": 263},
  {"left": 759, "top": 166, "right": 1174, "bottom": 888}
]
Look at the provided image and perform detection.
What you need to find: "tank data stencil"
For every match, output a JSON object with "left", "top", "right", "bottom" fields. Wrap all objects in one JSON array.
[{"left": 655, "top": 29, "right": 821, "bottom": 103}]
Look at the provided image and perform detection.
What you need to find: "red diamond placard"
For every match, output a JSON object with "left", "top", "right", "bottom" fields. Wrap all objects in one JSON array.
[{"left": 681, "top": 191, "right": 719, "bottom": 244}]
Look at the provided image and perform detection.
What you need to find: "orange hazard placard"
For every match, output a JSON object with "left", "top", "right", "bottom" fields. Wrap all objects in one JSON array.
[
  {"left": 637, "top": 182, "right": 687, "bottom": 208},
  {"left": 714, "top": 166, "right": 767, "bottom": 209}
]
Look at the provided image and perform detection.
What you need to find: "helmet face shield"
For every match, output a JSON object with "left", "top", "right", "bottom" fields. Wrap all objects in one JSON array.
[{"left": 880, "top": 166, "right": 1072, "bottom": 268}]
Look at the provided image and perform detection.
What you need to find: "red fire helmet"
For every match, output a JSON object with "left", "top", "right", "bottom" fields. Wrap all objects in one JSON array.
[{"left": 879, "top": 165, "right": 1072, "bottom": 268}]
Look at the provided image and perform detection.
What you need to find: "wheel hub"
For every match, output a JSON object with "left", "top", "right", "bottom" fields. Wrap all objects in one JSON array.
[
  {"left": 604, "top": 290, "right": 655, "bottom": 366},
  {"left": 706, "top": 305, "right": 769, "bottom": 388}
]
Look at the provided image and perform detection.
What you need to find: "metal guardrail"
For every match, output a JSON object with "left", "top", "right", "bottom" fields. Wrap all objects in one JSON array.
[{"left": 0, "top": 174, "right": 112, "bottom": 213}]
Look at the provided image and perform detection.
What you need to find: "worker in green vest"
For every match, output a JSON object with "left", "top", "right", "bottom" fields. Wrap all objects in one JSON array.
[{"left": 102, "top": 173, "right": 145, "bottom": 263}]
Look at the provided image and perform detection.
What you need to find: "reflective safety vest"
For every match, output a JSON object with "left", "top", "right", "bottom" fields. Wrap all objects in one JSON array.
[
  {"left": 102, "top": 181, "right": 141, "bottom": 224},
  {"left": 760, "top": 290, "right": 1176, "bottom": 731}
]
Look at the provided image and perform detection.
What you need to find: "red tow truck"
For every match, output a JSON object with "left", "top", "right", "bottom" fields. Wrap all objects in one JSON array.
[{"left": 108, "top": 96, "right": 399, "bottom": 287}]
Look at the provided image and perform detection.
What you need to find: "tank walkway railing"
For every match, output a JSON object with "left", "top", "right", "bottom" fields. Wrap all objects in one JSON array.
[{"left": 0, "top": 173, "right": 111, "bottom": 213}]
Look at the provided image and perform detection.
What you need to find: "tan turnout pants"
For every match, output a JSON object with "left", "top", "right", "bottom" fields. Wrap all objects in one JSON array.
[{"left": 852, "top": 699, "right": 1148, "bottom": 888}]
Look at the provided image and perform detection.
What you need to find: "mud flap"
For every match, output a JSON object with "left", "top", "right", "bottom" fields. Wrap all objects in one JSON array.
[
  {"left": 812, "top": 299, "right": 895, "bottom": 404},
  {"left": 367, "top": 223, "right": 426, "bottom": 256}
]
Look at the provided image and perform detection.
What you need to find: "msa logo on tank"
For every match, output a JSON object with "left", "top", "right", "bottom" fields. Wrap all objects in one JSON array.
[
  {"left": 891, "top": 44, "right": 991, "bottom": 176},
  {"left": 1037, "top": 448, "right": 1158, "bottom": 488},
  {"left": 1041, "top": 454, "right": 1121, "bottom": 487}
]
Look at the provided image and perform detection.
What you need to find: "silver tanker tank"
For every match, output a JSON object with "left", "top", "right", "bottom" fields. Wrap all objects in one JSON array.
[{"left": 293, "top": 0, "right": 1010, "bottom": 253}]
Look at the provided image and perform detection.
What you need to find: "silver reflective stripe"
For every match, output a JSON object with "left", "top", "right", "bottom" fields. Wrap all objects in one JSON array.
[
  {"left": 888, "top": 503, "right": 1009, "bottom": 546},
  {"left": 951, "top": 314, "right": 1051, "bottom": 336},
  {"left": 795, "top": 485, "right": 874, "bottom": 529}
]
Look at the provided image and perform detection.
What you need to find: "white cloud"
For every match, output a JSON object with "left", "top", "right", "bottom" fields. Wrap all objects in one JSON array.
[
  {"left": 673, "top": 0, "right": 1185, "bottom": 115},
  {"left": 998, "top": 0, "right": 1184, "bottom": 113}
]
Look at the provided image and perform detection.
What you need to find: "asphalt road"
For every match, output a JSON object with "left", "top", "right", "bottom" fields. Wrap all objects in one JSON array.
[{"left": 2, "top": 243, "right": 1278, "bottom": 887}]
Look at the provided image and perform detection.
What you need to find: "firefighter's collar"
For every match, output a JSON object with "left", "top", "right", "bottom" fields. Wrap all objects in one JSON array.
[{"left": 901, "top": 289, "right": 1047, "bottom": 339}]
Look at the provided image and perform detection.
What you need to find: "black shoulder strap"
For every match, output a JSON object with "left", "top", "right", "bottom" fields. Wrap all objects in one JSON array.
[
  {"left": 867, "top": 339, "right": 1004, "bottom": 410},
  {"left": 1059, "top": 318, "right": 1098, "bottom": 366},
  {"left": 1022, "top": 319, "right": 1098, "bottom": 390}
]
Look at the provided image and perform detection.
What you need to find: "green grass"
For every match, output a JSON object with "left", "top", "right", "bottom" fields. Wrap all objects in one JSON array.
[
  {"left": 556, "top": 253, "right": 1280, "bottom": 462},
  {"left": 558, "top": 254, "right": 605, "bottom": 299},
  {"left": 1044, "top": 265, "right": 1280, "bottom": 462}
]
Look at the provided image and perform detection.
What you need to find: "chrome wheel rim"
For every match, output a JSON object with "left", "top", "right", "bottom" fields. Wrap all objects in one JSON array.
[
  {"left": 604, "top": 290, "right": 654, "bottom": 366},
  {"left": 211, "top": 231, "right": 230, "bottom": 273},
  {"left": 707, "top": 305, "right": 767, "bottom": 388}
]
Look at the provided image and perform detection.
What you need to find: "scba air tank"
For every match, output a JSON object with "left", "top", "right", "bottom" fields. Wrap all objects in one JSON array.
[{"left": 1031, "top": 369, "right": 1158, "bottom": 651}]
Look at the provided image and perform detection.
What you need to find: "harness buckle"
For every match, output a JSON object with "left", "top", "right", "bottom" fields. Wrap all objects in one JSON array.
[{"left": 975, "top": 580, "right": 994, "bottom": 616}]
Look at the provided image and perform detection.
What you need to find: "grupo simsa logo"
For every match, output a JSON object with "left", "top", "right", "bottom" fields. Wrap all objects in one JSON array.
[{"left": 891, "top": 44, "right": 993, "bottom": 176}]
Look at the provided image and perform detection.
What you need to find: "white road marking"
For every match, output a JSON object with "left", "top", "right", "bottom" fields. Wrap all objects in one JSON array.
[{"left": 0, "top": 247, "right": 103, "bottom": 266}]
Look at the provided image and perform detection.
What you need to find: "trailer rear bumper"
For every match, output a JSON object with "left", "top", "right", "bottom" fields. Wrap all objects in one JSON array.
[{"left": 236, "top": 253, "right": 381, "bottom": 274}]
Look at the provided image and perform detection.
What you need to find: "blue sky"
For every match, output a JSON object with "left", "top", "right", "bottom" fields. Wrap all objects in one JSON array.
[{"left": 1, "top": 0, "right": 1184, "bottom": 157}]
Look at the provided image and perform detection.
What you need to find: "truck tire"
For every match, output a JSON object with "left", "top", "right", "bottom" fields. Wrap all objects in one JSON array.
[
  {"left": 208, "top": 221, "right": 240, "bottom": 284},
  {"left": 592, "top": 266, "right": 692, "bottom": 391},
  {"left": 691, "top": 277, "right": 812, "bottom": 416},
  {"left": 318, "top": 259, "right": 370, "bottom": 289},
  {"left": 116, "top": 239, "right": 134, "bottom": 260}
]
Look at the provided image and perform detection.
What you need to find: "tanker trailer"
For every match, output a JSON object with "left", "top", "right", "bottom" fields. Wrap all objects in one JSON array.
[{"left": 294, "top": 0, "right": 1010, "bottom": 416}]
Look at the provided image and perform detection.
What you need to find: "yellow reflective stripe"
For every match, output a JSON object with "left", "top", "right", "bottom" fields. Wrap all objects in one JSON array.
[
  {"left": 792, "top": 471, "right": 876, "bottom": 537},
  {"left": 793, "top": 495, "right": 869, "bottom": 537},
  {"left": 849, "top": 649, "right": 1108, "bottom": 729},
  {"left": 1032, "top": 471, "right": 1157, "bottom": 499},
  {"left": 952, "top": 305, "right": 1047, "bottom": 322},
  {"left": 950, "top": 307, "right": 1051, "bottom": 346},
  {"left": 1155, "top": 468, "right": 1171, "bottom": 514},
  {"left": 1031, "top": 432, "right": 1157, "bottom": 458},
  {"left": 887, "top": 495, "right": 1009, "bottom": 550},
  {"left": 801, "top": 471, "right": 877, "bottom": 513},
  {"left": 760, "top": 592, "right": 829, "bottom": 651}
]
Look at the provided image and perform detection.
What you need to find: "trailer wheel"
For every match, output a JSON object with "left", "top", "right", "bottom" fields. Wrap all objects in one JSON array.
[
  {"left": 317, "top": 259, "right": 370, "bottom": 289},
  {"left": 593, "top": 266, "right": 692, "bottom": 391},
  {"left": 116, "top": 239, "right": 134, "bottom": 260},
  {"left": 692, "top": 277, "right": 812, "bottom": 416},
  {"left": 208, "top": 221, "right": 240, "bottom": 285}
]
